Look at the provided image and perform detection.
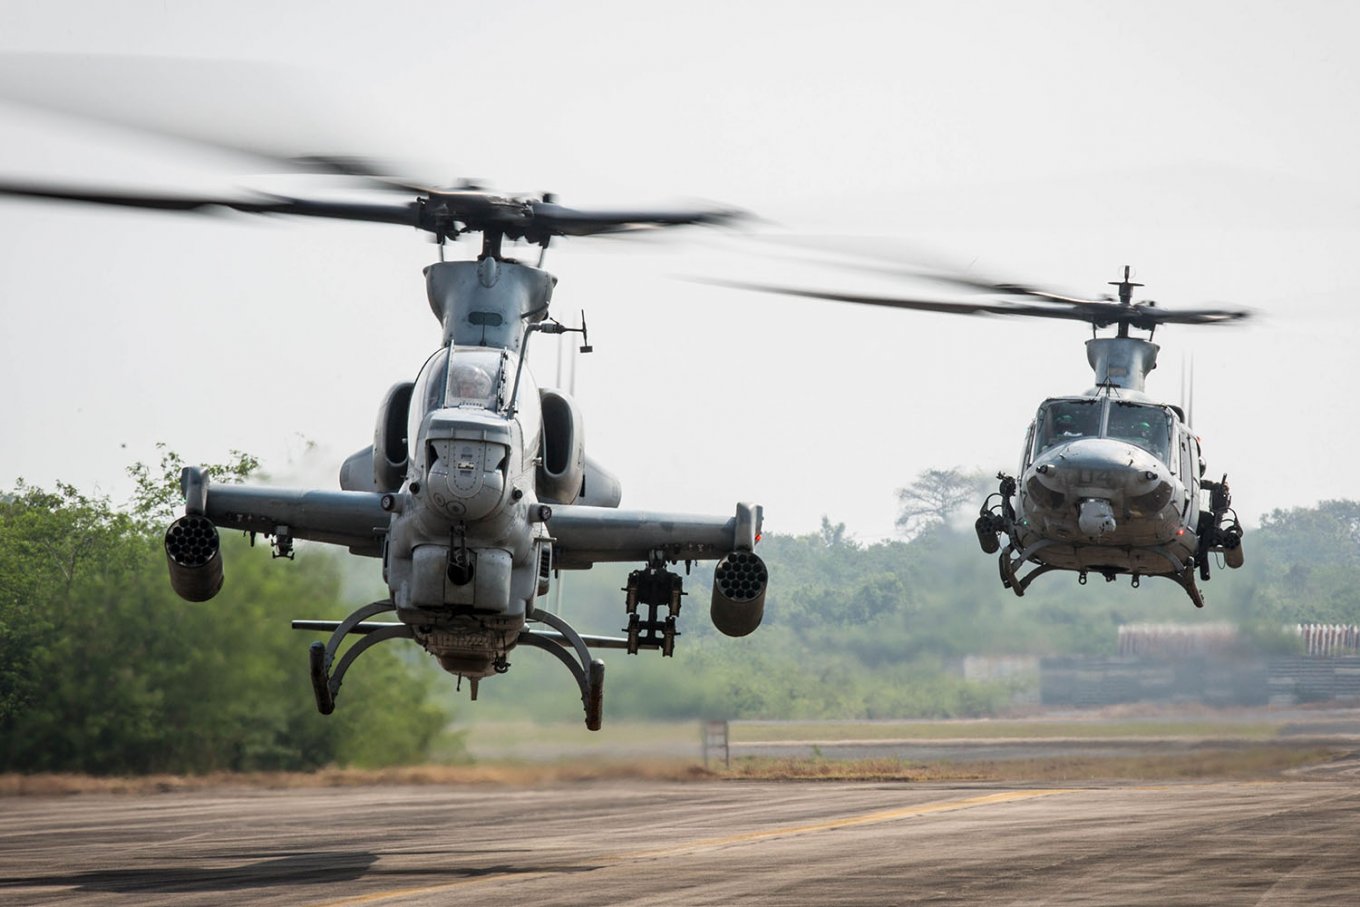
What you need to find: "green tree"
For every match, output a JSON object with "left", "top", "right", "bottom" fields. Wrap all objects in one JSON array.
[
  {"left": 0, "top": 456, "right": 455, "bottom": 774},
  {"left": 895, "top": 467, "right": 988, "bottom": 538},
  {"left": 125, "top": 442, "right": 260, "bottom": 529}
]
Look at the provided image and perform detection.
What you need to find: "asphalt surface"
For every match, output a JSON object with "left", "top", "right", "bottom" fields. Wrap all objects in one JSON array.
[{"left": 4, "top": 757, "right": 1360, "bottom": 905}]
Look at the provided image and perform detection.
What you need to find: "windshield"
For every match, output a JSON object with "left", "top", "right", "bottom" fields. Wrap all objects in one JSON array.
[
  {"left": 1034, "top": 399, "right": 1102, "bottom": 453},
  {"left": 405, "top": 348, "right": 506, "bottom": 460},
  {"left": 1107, "top": 402, "right": 1173, "bottom": 462},
  {"left": 407, "top": 348, "right": 448, "bottom": 460},
  {"left": 446, "top": 349, "right": 502, "bottom": 409}
]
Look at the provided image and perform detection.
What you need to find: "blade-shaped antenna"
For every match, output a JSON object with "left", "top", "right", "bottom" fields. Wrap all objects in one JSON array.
[{"left": 1187, "top": 355, "right": 1196, "bottom": 428}]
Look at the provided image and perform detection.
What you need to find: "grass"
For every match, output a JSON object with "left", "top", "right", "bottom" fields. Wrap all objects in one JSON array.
[
  {"left": 452, "top": 716, "right": 1292, "bottom": 762},
  {"left": 0, "top": 761, "right": 713, "bottom": 796},
  {"left": 5, "top": 712, "right": 1353, "bottom": 796},
  {"left": 717, "top": 746, "right": 1346, "bottom": 783},
  {"left": 2, "top": 744, "right": 1348, "bottom": 796},
  {"left": 729, "top": 719, "right": 1285, "bottom": 742},
  {"left": 458, "top": 719, "right": 702, "bottom": 751}
]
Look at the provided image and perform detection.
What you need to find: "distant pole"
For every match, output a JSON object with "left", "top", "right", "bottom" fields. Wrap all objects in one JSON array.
[{"left": 703, "top": 720, "right": 730, "bottom": 769}]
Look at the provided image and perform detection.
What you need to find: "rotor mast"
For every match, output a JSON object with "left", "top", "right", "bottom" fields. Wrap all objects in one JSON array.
[{"left": 1107, "top": 265, "right": 1144, "bottom": 338}]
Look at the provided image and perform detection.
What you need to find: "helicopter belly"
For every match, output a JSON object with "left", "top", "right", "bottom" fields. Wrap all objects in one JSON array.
[
  {"left": 1034, "top": 545, "right": 1190, "bottom": 575},
  {"left": 392, "top": 543, "right": 536, "bottom": 613},
  {"left": 1012, "top": 521, "right": 1196, "bottom": 576},
  {"left": 414, "top": 617, "right": 524, "bottom": 678},
  {"left": 389, "top": 537, "right": 543, "bottom": 679}
]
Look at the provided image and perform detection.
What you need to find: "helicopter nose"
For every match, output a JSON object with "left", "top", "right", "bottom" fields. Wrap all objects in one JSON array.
[
  {"left": 1027, "top": 437, "right": 1172, "bottom": 528},
  {"left": 1038, "top": 438, "right": 1167, "bottom": 487}
]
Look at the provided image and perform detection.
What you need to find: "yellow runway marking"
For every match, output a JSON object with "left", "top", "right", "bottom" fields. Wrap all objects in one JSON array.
[{"left": 311, "top": 789, "right": 1082, "bottom": 906}]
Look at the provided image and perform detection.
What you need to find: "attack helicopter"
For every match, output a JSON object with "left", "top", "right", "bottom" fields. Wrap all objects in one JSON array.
[
  {"left": 0, "top": 167, "right": 770, "bottom": 730},
  {"left": 713, "top": 262, "right": 1247, "bottom": 608}
]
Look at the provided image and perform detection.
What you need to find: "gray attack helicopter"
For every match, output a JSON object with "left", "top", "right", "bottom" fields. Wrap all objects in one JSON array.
[
  {"left": 715, "top": 263, "right": 1247, "bottom": 608},
  {"left": 0, "top": 170, "right": 770, "bottom": 729}
]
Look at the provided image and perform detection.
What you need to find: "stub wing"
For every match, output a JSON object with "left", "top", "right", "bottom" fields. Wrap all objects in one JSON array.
[
  {"left": 187, "top": 471, "right": 389, "bottom": 557},
  {"left": 548, "top": 502, "right": 763, "bottom": 569}
]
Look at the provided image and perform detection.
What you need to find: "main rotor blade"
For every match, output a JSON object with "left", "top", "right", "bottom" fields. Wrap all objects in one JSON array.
[
  {"left": 0, "top": 178, "right": 746, "bottom": 245},
  {"left": 0, "top": 54, "right": 412, "bottom": 179},
  {"left": 528, "top": 201, "right": 745, "bottom": 236},
  {"left": 703, "top": 279, "right": 1251, "bottom": 328},
  {"left": 0, "top": 179, "right": 422, "bottom": 226},
  {"left": 701, "top": 279, "right": 1100, "bottom": 320},
  {"left": 914, "top": 271, "right": 1104, "bottom": 306},
  {"left": 740, "top": 234, "right": 1105, "bottom": 305}
]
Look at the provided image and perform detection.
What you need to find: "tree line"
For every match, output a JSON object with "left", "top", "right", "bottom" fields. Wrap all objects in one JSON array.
[
  {"left": 4, "top": 457, "right": 1358, "bottom": 773},
  {"left": 0, "top": 450, "right": 452, "bottom": 775}
]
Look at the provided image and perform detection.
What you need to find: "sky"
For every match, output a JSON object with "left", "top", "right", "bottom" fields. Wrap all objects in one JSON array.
[{"left": 0, "top": 1, "right": 1357, "bottom": 542}]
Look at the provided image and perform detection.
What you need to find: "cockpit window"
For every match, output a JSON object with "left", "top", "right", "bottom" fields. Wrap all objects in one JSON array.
[
  {"left": 407, "top": 348, "right": 449, "bottom": 461},
  {"left": 445, "top": 350, "right": 502, "bottom": 409},
  {"left": 414, "top": 349, "right": 449, "bottom": 418},
  {"left": 1107, "top": 402, "right": 1172, "bottom": 462},
  {"left": 406, "top": 348, "right": 507, "bottom": 462},
  {"left": 1035, "top": 400, "right": 1101, "bottom": 453}
]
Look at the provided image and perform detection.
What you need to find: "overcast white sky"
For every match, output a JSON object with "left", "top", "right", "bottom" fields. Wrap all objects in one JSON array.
[{"left": 1, "top": 1, "right": 1357, "bottom": 541}]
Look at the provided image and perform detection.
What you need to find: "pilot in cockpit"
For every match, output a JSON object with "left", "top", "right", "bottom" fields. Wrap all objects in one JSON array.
[
  {"left": 1043, "top": 405, "right": 1098, "bottom": 450},
  {"left": 449, "top": 362, "right": 494, "bottom": 403}
]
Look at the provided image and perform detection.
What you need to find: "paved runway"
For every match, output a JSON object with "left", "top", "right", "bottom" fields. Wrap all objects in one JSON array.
[{"left": 4, "top": 760, "right": 1360, "bottom": 905}]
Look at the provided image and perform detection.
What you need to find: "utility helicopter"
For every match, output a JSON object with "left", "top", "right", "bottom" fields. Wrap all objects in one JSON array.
[
  {"left": 0, "top": 166, "right": 770, "bottom": 730},
  {"left": 713, "top": 263, "right": 1247, "bottom": 608}
]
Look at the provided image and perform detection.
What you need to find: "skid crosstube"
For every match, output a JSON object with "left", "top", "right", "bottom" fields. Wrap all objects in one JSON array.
[{"left": 295, "top": 601, "right": 608, "bottom": 729}]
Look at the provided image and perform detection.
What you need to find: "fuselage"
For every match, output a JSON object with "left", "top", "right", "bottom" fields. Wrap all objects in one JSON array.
[
  {"left": 1011, "top": 393, "right": 1201, "bottom": 577},
  {"left": 381, "top": 342, "right": 553, "bottom": 677},
  {"left": 378, "top": 258, "right": 562, "bottom": 679}
]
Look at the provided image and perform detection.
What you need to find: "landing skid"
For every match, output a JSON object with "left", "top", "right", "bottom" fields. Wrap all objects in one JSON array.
[
  {"left": 303, "top": 600, "right": 413, "bottom": 715},
  {"left": 997, "top": 550, "right": 1207, "bottom": 608},
  {"left": 517, "top": 608, "right": 607, "bottom": 730},
  {"left": 1170, "top": 567, "right": 1206, "bottom": 609},
  {"left": 995, "top": 549, "right": 1055, "bottom": 598},
  {"left": 294, "top": 600, "right": 608, "bottom": 729}
]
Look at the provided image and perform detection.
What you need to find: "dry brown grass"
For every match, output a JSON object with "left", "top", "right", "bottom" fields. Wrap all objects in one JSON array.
[
  {"left": 0, "top": 760, "right": 718, "bottom": 796},
  {"left": 719, "top": 746, "right": 1347, "bottom": 784},
  {"left": 2, "top": 746, "right": 1346, "bottom": 796}
]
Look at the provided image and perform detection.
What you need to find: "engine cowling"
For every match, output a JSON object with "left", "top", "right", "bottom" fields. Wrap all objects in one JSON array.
[
  {"left": 342, "top": 381, "right": 416, "bottom": 493},
  {"left": 710, "top": 550, "right": 768, "bottom": 637},
  {"left": 164, "top": 514, "right": 224, "bottom": 602},
  {"left": 373, "top": 381, "right": 415, "bottom": 492},
  {"left": 577, "top": 455, "right": 623, "bottom": 508},
  {"left": 538, "top": 388, "right": 585, "bottom": 504}
]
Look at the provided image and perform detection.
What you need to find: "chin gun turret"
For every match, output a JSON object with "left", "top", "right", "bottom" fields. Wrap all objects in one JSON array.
[
  {"left": 710, "top": 550, "right": 768, "bottom": 637},
  {"left": 164, "top": 515, "right": 224, "bottom": 602}
]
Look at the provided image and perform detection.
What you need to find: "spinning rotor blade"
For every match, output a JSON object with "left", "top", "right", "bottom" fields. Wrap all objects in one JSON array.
[
  {"left": 528, "top": 201, "right": 744, "bottom": 237},
  {"left": 0, "top": 53, "right": 744, "bottom": 243},
  {"left": 742, "top": 234, "right": 1105, "bottom": 306},
  {"left": 703, "top": 279, "right": 1251, "bottom": 330},
  {"left": 0, "top": 54, "right": 427, "bottom": 183},
  {"left": 701, "top": 279, "right": 1095, "bottom": 321},
  {"left": 911, "top": 271, "right": 1104, "bottom": 306},
  {"left": 0, "top": 179, "right": 423, "bottom": 225},
  {"left": 282, "top": 155, "right": 438, "bottom": 195},
  {"left": 0, "top": 177, "right": 742, "bottom": 244}
]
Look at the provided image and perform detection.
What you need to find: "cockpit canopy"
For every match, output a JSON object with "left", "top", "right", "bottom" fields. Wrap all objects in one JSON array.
[
  {"left": 1033, "top": 397, "right": 1174, "bottom": 463},
  {"left": 407, "top": 347, "right": 508, "bottom": 455}
]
